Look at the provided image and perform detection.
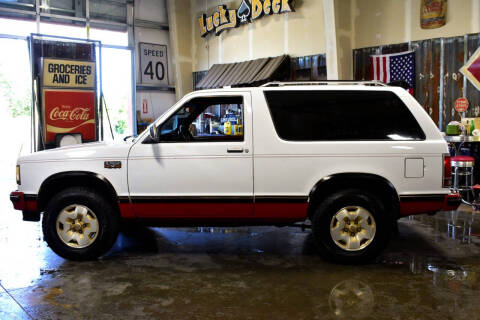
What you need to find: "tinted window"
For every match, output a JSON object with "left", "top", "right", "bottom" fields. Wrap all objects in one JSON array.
[{"left": 264, "top": 90, "right": 425, "bottom": 141}]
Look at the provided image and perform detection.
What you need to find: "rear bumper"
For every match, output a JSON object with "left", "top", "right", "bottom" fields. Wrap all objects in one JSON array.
[
  {"left": 442, "top": 193, "right": 462, "bottom": 211},
  {"left": 10, "top": 191, "right": 40, "bottom": 221},
  {"left": 399, "top": 192, "right": 462, "bottom": 217}
]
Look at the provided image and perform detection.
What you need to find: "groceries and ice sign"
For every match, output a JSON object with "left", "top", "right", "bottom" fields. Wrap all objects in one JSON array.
[{"left": 43, "top": 58, "right": 95, "bottom": 88}]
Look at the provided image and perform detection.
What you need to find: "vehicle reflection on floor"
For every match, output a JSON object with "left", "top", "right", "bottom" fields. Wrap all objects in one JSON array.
[{"left": 2, "top": 190, "right": 480, "bottom": 319}]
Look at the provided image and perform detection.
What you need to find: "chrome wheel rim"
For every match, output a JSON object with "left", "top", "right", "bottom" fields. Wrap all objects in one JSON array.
[
  {"left": 56, "top": 204, "right": 99, "bottom": 248},
  {"left": 330, "top": 206, "right": 376, "bottom": 251}
]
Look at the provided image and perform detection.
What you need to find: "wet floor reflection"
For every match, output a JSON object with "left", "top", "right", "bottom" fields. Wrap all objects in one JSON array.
[
  {"left": 329, "top": 280, "right": 374, "bottom": 319},
  {"left": 2, "top": 195, "right": 480, "bottom": 318}
]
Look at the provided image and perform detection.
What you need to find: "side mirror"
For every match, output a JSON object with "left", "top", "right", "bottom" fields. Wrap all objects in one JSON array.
[{"left": 149, "top": 125, "right": 158, "bottom": 141}]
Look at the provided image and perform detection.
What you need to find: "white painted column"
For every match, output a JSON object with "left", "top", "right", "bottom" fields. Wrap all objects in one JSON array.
[
  {"left": 248, "top": 24, "right": 253, "bottom": 60},
  {"left": 404, "top": 0, "right": 412, "bottom": 42},
  {"left": 218, "top": 32, "right": 223, "bottom": 64},
  {"left": 322, "top": 0, "right": 339, "bottom": 80},
  {"left": 472, "top": 0, "right": 480, "bottom": 33},
  {"left": 284, "top": 13, "right": 289, "bottom": 54},
  {"left": 166, "top": 0, "right": 183, "bottom": 100}
]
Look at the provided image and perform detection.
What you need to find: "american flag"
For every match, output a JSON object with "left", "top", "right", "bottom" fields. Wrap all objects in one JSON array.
[{"left": 370, "top": 51, "right": 415, "bottom": 94}]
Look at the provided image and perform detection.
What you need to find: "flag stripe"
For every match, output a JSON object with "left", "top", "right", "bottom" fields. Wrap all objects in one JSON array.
[
  {"left": 386, "top": 57, "right": 390, "bottom": 83},
  {"left": 370, "top": 57, "right": 375, "bottom": 80},
  {"left": 376, "top": 57, "right": 380, "bottom": 81},
  {"left": 382, "top": 57, "right": 387, "bottom": 83}
]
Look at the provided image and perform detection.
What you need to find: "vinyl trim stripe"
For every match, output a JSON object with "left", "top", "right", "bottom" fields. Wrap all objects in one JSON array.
[
  {"left": 127, "top": 196, "right": 254, "bottom": 203},
  {"left": 254, "top": 196, "right": 309, "bottom": 203},
  {"left": 122, "top": 195, "right": 309, "bottom": 204},
  {"left": 399, "top": 194, "right": 445, "bottom": 202}
]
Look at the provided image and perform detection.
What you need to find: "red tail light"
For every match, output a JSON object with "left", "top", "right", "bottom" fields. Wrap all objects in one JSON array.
[{"left": 443, "top": 153, "right": 452, "bottom": 188}]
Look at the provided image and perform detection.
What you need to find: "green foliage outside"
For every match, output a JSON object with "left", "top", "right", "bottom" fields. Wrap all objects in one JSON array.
[
  {"left": 104, "top": 93, "right": 129, "bottom": 136},
  {"left": 0, "top": 70, "right": 31, "bottom": 118},
  {"left": 115, "top": 120, "right": 127, "bottom": 134},
  {"left": 114, "top": 101, "right": 126, "bottom": 134}
]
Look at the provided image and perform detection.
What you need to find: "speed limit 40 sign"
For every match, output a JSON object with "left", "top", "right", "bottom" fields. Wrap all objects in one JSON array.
[{"left": 139, "top": 42, "right": 168, "bottom": 86}]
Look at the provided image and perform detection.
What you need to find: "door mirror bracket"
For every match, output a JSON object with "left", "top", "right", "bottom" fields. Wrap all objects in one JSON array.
[{"left": 149, "top": 125, "right": 158, "bottom": 141}]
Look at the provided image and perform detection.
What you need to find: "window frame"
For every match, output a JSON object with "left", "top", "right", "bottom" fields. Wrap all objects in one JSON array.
[{"left": 146, "top": 95, "right": 245, "bottom": 144}]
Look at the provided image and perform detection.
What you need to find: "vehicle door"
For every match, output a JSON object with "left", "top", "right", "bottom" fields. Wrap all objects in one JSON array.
[{"left": 127, "top": 92, "right": 253, "bottom": 218}]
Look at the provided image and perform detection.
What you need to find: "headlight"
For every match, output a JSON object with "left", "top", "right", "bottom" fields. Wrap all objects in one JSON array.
[{"left": 16, "top": 165, "right": 20, "bottom": 185}]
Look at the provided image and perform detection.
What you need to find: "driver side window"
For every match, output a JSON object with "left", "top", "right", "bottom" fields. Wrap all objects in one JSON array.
[{"left": 157, "top": 96, "right": 244, "bottom": 143}]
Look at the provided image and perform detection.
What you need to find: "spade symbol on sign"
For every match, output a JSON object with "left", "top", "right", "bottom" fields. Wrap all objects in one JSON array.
[{"left": 237, "top": 0, "right": 251, "bottom": 23}]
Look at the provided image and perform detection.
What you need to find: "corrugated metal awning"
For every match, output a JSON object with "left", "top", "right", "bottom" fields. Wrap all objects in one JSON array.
[{"left": 196, "top": 55, "right": 289, "bottom": 89}]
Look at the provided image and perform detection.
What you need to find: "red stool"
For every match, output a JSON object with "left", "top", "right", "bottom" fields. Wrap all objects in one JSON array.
[{"left": 451, "top": 155, "right": 475, "bottom": 201}]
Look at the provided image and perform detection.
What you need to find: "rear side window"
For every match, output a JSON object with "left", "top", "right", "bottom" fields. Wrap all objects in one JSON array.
[{"left": 264, "top": 90, "right": 426, "bottom": 141}]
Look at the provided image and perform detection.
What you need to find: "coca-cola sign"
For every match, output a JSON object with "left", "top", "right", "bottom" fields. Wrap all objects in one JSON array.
[
  {"left": 43, "top": 89, "right": 96, "bottom": 143},
  {"left": 49, "top": 107, "right": 91, "bottom": 121}
]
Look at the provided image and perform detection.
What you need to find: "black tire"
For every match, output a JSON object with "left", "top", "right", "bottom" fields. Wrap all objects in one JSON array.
[
  {"left": 42, "top": 187, "right": 120, "bottom": 261},
  {"left": 311, "top": 189, "right": 392, "bottom": 264}
]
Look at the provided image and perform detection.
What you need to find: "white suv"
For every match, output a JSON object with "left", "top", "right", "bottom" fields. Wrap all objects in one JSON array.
[{"left": 10, "top": 81, "right": 460, "bottom": 264}]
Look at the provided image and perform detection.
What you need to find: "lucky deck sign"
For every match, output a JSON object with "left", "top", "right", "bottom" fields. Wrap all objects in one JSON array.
[
  {"left": 43, "top": 58, "right": 95, "bottom": 88},
  {"left": 199, "top": 0, "right": 294, "bottom": 37},
  {"left": 43, "top": 89, "right": 96, "bottom": 143}
]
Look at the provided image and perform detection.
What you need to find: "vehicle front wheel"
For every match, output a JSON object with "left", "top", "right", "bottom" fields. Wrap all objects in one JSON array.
[
  {"left": 312, "top": 189, "right": 392, "bottom": 264},
  {"left": 42, "top": 187, "right": 120, "bottom": 261}
]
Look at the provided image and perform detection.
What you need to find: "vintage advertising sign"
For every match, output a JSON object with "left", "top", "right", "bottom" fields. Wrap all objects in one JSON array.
[
  {"left": 454, "top": 97, "right": 469, "bottom": 112},
  {"left": 139, "top": 42, "right": 168, "bottom": 86},
  {"left": 199, "top": 0, "right": 294, "bottom": 37},
  {"left": 460, "top": 47, "right": 480, "bottom": 91},
  {"left": 43, "top": 58, "right": 95, "bottom": 88},
  {"left": 420, "top": 0, "right": 447, "bottom": 29},
  {"left": 43, "top": 89, "right": 96, "bottom": 143}
]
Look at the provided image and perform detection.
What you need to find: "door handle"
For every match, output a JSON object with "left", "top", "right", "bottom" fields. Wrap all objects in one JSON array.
[{"left": 227, "top": 147, "right": 244, "bottom": 153}]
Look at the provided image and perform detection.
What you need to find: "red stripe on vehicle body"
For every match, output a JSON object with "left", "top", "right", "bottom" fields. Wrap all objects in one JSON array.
[
  {"left": 132, "top": 202, "right": 254, "bottom": 218},
  {"left": 399, "top": 201, "right": 443, "bottom": 216},
  {"left": 126, "top": 201, "right": 308, "bottom": 220},
  {"left": 254, "top": 203, "right": 308, "bottom": 219},
  {"left": 118, "top": 202, "right": 136, "bottom": 218}
]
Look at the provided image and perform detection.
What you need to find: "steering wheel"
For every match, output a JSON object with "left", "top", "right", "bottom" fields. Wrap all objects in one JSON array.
[{"left": 178, "top": 124, "right": 193, "bottom": 142}]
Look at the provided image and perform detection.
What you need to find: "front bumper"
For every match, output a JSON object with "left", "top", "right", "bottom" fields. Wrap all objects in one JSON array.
[{"left": 10, "top": 191, "right": 40, "bottom": 221}]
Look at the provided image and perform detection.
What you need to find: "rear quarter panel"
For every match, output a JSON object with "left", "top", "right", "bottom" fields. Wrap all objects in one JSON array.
[{"left": 252, "top": 87, "right": 449, "bottom": 198}]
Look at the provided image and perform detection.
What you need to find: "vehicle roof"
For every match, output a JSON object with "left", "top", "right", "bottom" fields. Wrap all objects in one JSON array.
[{"left": 194, "top": 84, "right": 405, "bottom": 94}]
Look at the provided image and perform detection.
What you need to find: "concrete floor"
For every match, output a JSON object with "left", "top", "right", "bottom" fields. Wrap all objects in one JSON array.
[{"left": 2, "top": 187, "right": 480, "bottom": 319}]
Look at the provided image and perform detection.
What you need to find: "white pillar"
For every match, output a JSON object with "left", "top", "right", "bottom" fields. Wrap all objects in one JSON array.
[
  {"left": 404, "top": 0, "right": 412, "bottom": 42},
  {"left": 322, "top": 0, "right": 339, "bottom": 80},
  {"left": 472, "top": 0, "right": 480, "bottom": 33}
]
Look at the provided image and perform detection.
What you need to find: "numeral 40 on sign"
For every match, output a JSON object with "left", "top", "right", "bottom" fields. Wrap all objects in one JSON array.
[{"left": 143, "top": 61, "right": 165, "bottom": 81}]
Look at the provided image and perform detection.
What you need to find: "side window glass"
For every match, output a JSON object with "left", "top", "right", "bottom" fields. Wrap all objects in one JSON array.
[
  {"left": 157, "top": 96, "right": 244, "bottom": 142},
  {"left": 159, "top": 106, "right": 192, "bottom": 135},
  {"left": 264, "top": 90, "right": 425, "bottom": 141}
]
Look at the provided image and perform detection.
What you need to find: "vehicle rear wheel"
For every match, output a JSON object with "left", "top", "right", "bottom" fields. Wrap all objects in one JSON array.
[
  {"left": 312, "top": 189, "right": 392, "bottom": 264},
  {"left": 42, "top": 187, "right": 120, "bottom": 261}
]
